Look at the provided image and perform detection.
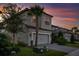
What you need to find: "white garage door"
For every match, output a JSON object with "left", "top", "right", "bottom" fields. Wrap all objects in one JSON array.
[{"left": 32, "top": 33, "right": 49, "bottom": 45}]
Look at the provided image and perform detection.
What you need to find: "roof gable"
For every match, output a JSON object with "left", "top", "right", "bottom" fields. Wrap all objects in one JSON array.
[{"left": 18, "top": 8, "right": 53, "bottom": 17}]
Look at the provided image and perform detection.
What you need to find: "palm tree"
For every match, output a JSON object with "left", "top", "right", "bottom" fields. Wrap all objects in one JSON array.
[
  {"left": 2, "top": 4, "right": 23, "bottom": 46},
  {"left": 28, "top": 5, "right": 44, "bottom": 47},
  {"left": 0, "top": 11, "right": 5, "bottom": 32}
]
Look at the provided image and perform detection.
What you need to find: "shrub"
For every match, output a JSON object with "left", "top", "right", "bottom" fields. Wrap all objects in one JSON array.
[
  {"left": 70, "top": 34, "right": 75, "bottom": 43},
  {"left": 56, "top": 37, "right": 67, "bottom": 45},
  {"left": 17, "top": 41, "right": 27, "bottom": 47},
  {"left": 0, "top": 33, "right": 11, "bottom": 47},
  {"left": 0, "top": 33, "right": 12, "bottom": 55},
  {"left": 56, "top": 31, "right": 68, "bottom": 45},
  {"left": 51, "top": 32, "right": 56, "bottom": 43}
]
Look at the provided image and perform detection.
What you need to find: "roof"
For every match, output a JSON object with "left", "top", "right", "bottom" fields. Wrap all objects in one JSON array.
[
  {"left": 43, "top": 12, "right": 53, "bottom": 17},
  {"left": 16, "top": 8, "right": 53, "bottom": 31},
  {"left": 52, "top": 25, "right": 71, "bottom": 31},
  {"left": 52, "top": 25, "right": 79, "bottom": 35},
  {"left": 18, "top": 8, "right": 53, "bottom": 17},
  {"left": 24, "top": 24, "right": 52, "bottom": 31}
]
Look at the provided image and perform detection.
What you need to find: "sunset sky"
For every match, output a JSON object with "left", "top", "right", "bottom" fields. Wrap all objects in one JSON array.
[{"left": 0, "top": 3, "right": 79, "bottom": 30}]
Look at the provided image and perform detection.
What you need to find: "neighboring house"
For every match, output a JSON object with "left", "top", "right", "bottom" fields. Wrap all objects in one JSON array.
[
  {"left": 15, "top": 8, "right": 53, "bottom": 46},
  {"left": 52, "top": 25, "right": 72, "bottom": 42},
  {"left": 74, "top": 30, "right": 79, "bottom": 41},
  {"left": 52, "top": 25, "right": 79, "bottom": 42}
]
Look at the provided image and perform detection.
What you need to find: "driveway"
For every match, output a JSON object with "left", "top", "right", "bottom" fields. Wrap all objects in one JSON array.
[
  {"left": 67, "top": 49, "right": 79, "bottom": 56},
  {"left": 37, "top": 43, "right": 78, "bottom": 53}
]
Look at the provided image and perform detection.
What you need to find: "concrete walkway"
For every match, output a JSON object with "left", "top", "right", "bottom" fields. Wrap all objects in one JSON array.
[
  {"left": 67, "top": 49, "right": 79, "bottom": 56},
  {"left": 37, "top": 43, "right": 78, "bottom": 53}
]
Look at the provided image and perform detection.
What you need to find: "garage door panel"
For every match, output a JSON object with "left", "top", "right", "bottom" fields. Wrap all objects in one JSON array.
[{"left": 32, "top": 33, "right": 49, "bottom": 45}]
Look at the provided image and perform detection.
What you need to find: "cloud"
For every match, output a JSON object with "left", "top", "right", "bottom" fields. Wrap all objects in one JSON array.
[
  {"left": 64, "top": 24, "right": 79, "bottom": 29},
  {"left": 63, "top": 18, "right": 78, "bottom": 22},
  {"left": 44, "top": 7, "right": 79, "bottom": 18},
  {"left": 44, "top": 7, "right": 79, "bottom": 29},
  {"left": 0, "top": 6, "right": 3, "bottom": 11}
]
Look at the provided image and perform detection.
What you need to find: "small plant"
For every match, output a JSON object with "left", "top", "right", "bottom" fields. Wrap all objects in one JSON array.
[
  {"left": 17, "top": 41, "right": 27, "bottom": 47},
  {"left": 32, "top": 45, "right": 48, "bottom": 55},
  {"left": 10, "top": 46, "right": 20, "bottom": 56}
]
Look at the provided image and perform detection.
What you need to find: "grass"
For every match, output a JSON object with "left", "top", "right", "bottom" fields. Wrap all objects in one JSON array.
[
  {"left": 45, "top": 50, "right": 67, "bottom": 56},
  {"left": 17, "top": 47, "right": 33, "bottom": 56},
  {"left": 16, "top": 47, "right": 67, "bottom": 56},
  {"left": 65, "top": 42, "right": 79, "bottom": 48}
]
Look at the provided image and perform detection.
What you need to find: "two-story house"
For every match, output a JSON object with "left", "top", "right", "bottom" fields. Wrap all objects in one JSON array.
[{"left": 15, "top": 8, "right": 53, "bottom": 46}]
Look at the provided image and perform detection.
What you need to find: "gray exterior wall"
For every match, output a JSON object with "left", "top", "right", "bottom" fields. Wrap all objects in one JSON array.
[
  {"left": 19, "top": 11, "right": 52, "bottom": 30},
  {"left": 40, "top": 13, "right": 52, "bottom": 30},
  {"left": 16, "top": 27, "right": 52, "bottom": 46},
  {"left": 27, "top": 28, "right": 52, "bottom": 46},
  {"left": 16, "top": 10, "right": 52, "bottom": 45},
  {"left": 16, "top": 26, "right": 29, "bottom": 44},
  {"left": 64, "top": 33, "right": 71, "bottom": 41}
]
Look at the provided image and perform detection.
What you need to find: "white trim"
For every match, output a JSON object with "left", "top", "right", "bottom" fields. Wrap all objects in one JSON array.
[
  {"left": 31, "top": 33, "right": 33, "bottom": 40},
  {"left": 31, "top": 32, "right": 51, "bottom": 45}
]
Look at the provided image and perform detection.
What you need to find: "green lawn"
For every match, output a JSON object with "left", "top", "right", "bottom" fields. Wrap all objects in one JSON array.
[
  {"left": 16, "top": 47, "right": 67, "bottom": 56},
  {"left": 65, "top": 42, "right": 79, "bottom": 48},
  {"left": 45, "top": 50, "right": 67, "bottom": 56}
]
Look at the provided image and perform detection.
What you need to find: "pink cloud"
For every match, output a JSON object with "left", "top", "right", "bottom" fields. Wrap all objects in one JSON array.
[
  {"left": 44, "top": 7, "right": 79, "bottom": 29},
  {"left": 0, "top": 6, "right": 3, "bottom": 11},
  {"left": 64, "top": 18, "right": 78, "bottom": 22},
  {"left": 64, "top": 24, "right": 79, "bottom": 29},
  {"left": 44, "top": 7, "right": 79, "bottom": 17}
]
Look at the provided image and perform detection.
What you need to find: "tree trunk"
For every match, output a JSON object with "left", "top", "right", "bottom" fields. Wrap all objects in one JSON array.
[
  {"left": 12, "top": 33, "right": 16, "bottom": 47},
  {"left": 35, "top": 16, "right": 39, "bottom": 47}
]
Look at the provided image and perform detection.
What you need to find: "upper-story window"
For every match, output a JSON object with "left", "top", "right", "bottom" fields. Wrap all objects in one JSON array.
[
  {"left": 45, "top": 21, "right": 50, "bottom": 25},
  {"left": 31, "top": 15, "right": 36, "bottom": 25}
]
